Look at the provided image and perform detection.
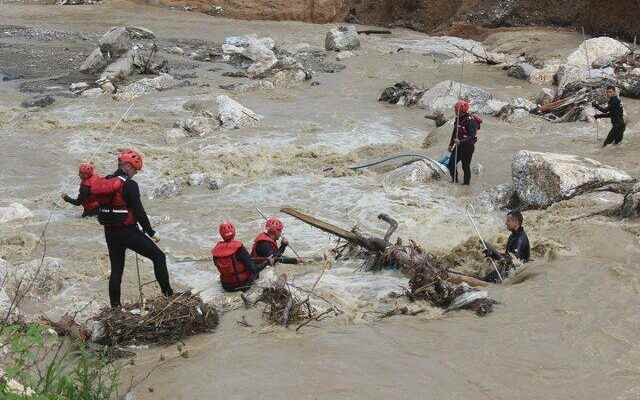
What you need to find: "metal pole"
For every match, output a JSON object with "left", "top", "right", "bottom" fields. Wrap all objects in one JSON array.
[
  {"left": 464, "top": 205, "right": 503, "bottom": 283},
  {"left": 255, "top": 207, "right": 302, "bottom": 258},
  {"left": 135, "top": 254, "right": 145, "bottom": 312}
]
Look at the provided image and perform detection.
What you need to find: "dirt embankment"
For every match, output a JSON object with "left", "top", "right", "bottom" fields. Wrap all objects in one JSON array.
[{"left": 148, "top": 0, "right": 639, "bottom": 41}]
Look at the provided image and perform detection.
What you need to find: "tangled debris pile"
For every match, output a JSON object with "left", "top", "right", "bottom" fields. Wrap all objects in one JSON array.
[
  {"left": 283, "top": 208, "right": 495, "bottom": 316},
  {"left": 379, "top": 81, "right": 426, "bottom": 107}
]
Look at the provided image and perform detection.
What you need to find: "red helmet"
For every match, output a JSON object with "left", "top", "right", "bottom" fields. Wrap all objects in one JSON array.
[
  {"left": 118, "top": 149, "right": 143, "bottom": 171},
  {"left": 265, "top": 218, "right": 283, "bottom": 235},
  {"left": 219, "top": 221, "right": 236, "bottom": 241},
  {"left": 79, "top": 163, "right": 95, "bottom": 178},
  {"left": 454, "top": 100, "right": 470, "bottom": 114}
]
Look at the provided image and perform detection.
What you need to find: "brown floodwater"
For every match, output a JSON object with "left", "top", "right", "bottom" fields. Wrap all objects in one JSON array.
[{"left": 1, "top": 2, "right": 640, "bottom": 399}]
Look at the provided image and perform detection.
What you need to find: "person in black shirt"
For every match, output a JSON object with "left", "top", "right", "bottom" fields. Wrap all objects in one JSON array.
[
  {"left": 101, "top": 149, "right": 174, "bottom": 309},
  {"left": 593, "top": 85, "right": 625, "bottom": 147},
  {"left": 448, "top": 100, "right": 478, "bottom": 185},
  {"left": 483, "top": 210, "right": 530, "bottom": 282}
]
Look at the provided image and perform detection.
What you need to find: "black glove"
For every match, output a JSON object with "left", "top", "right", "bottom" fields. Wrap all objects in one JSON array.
[{"left": 591, "top": 102, "right": 598, "bottom": 108}]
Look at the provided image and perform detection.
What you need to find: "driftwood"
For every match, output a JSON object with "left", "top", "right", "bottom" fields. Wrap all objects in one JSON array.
[
  {"left": 282, "top": 208, "right": 495, "bottom": 315},
  {"left": 357, "top": 30, "right": 392, "bottom": 35}
]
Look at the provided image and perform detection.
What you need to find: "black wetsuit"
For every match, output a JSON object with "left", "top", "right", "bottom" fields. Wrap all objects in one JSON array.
[
  {"left": 484, "top": 227, "right": 530, "bottom": 283},
  {"left": 254, "top": 241, "right": 299, "bottom": 265},
  {"left": 103, "top": 169, "right": 173, "bottom": 308},
  {"left": 448, "top": 114, "right": 477, "bottom": 185},
  {"left": 62, "top": 186, "right": 96, "bottom": 217},
  {"left": 594, "top": 96, "right": 625, "bottom": 146}
]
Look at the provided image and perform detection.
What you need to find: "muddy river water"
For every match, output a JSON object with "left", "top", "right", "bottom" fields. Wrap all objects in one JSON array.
[{"left": 1, "top": 2, "right": 640, "bottom": 399}]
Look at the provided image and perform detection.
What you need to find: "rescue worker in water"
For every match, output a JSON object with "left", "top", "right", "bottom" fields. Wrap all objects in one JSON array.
[
  {"left": 61, "top": 163, "right": 100, "bottom": 217},
  {"left": 251, "top": 217, "right": 303, "bottom": 267},
  {"left": 211, "top": 221, "right": 265, "bottom": 292},
  {"left": 482, "top": 210, "right": 530, "bottom": 283},
  {"left": 93, "top": 149, "right": 174, "bottom": 309}
]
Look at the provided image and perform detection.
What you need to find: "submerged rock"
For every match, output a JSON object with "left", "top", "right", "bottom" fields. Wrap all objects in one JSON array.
[
  {"left": 0, "top": 203, "right": 33, "bottom": 223},
  {"left": 174, "top": 117, "right": 213, "bottom": 137},
  {"left": 325, "top": 26, "right": 360, "bottom": 51},
  {"left": 512, "top": 151, "right": 634, "bottom": 208},
  {"left": 383, "top": 159, "right": 447, "bottom": 187},
  {"left": 507, "top": 63, "right": 536, "bottom": 80},
  {"left": 188, "top": 173, "right": 207, "bottom": 186},
  {"left": 216, "top": 95, "right": 262, "bottom": 130},
  {"left": 420, "top": 80, "right": 499, "bottom": 116},
  {"left": 21, "top": 95, "right": 55, "bottom": 108},
  {"left": 621, "top": 182, "right": 640, "bottom": 218},
  {"left": 150, "top": 180, "right": 183, "bottom": 199},
  {"left": 8, "top": 257, "right": 64, "bottom": 300}
]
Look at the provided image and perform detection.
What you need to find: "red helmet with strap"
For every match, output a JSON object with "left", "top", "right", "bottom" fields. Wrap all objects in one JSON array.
[
  {"left": 79, "top": 163, "right": 95, "bottom": 179},
  {"left": 265, "top": 217, "right": 283, "bottom": 235},
  {"left": 454, "top": 100, "right": 470, "bottom": 114},
  {"left": 118, "top": 149, "right": 143, "bottom": 171},
  {"left": 219, "top": 221, "right": 236, "bottom": 242}
]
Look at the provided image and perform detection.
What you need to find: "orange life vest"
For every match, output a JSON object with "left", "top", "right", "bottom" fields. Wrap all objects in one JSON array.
[
  {"left": 80, "top": 174, "right": 100, "bottom": 213},
  {"left": 211, "top": 240, "right": 252, "bottom": 288},
  {"left": 250, "top": 232, "right": 278, "bottom": 264},
  {"left": 91, "top": 175, "right": 136, "bottom": 226}
]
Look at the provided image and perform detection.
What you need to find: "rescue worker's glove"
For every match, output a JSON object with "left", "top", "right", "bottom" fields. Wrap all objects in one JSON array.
[
  {"left": 296, "top": 257, "right": 305, "bottom": 264},
  {"left": 152, "top": 234, "right": 161, "bottom": 243},
  {"left": 482, "top": 243, "right": 499, "bottom": 259}
]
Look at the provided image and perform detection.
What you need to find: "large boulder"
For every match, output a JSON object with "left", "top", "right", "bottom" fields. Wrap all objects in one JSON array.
[
  {"left": 98, "top": 27, "right": 131, "bottom": 58},
  {"left": 114, "top": 73, "right": 179, "bottom": 101},
  {"left": 566, "top": 37, "right": 629, "bottom": 68},
  {"left": 325, "top": 26, "right": 360, "bottom": 51},
  {"left": 100, "top": 50, "right": 135, "bottom": 81},
  {"left": 216, "top": 95, "right": 262, "bottom": 130},
  {"left": 622, "top": 183, "right": 640, "bottom": 218},
  {"left": 419, "top": 80, "right": 502, "bottom": 116},
  {"left": 79, "top": 48, "right": 107, "bottom": 73},
  {"left": 383, "top": 159, "right": 448, "bottom": 188},
  {"left": 507, "top": 63, "right": 536, "bottom": 80},
  {"left": 222, "top": 35, "right": 278, "bottom": 78},
  {"left": 512, "top": 151, "right": 634, "bottom": 208},
  {"left": 0, "top": 203, "right": 32, "bottom": 224},
  {"left": 174, "top": 117, "right": 214, "bottom": 137}
]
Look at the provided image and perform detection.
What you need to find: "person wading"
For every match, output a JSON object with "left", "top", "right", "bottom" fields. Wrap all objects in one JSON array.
[
  {"left": 61, "top": 163, "right": 100, "bottom": 217},
  {"left": 593, "top": 85, "right": 625, "bottom": 147},
  {"left": 93, "top": 149, "right": 174, "bottom": 309},
  {"left": 251, "top": 217, "right": 303, "bottom": 267},
  {"left": 448, "top": 100, "right": 480, "bottom": 185},
  {"left": 212, "top": 221, "right": 265, "bottom": 292},
  {"left": 482, "top": 210, "right": 530, "bottom": 283}
]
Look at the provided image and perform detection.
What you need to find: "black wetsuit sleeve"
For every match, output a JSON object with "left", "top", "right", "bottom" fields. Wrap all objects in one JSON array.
[
  {"left": 237, "top": 246, "right": 259, "bottom": 273},
  {"left": 254, "top": 242, "right": 299, "bottom": 264},
  {"left": 63, "top": 185, "right": 90, "bottom": 206},
  {"left": 123, "top": 180, "right": 155, "bottom": 237},
  {"left": 278, "top": 256, "right": 299, "bottom": 264}
]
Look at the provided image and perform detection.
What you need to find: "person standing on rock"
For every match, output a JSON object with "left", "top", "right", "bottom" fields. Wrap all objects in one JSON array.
[
  {"left": 93, "top": 149, "right": 174, "bottom": 309},
  {"left": 61, "top": 163, "right": 100, "bottom": 217},
  {"left": 448, "top": 100, "right": 479, "bottom": 185},
  {"left": 212, "top": 221, "right": 264, "bottom": 292},
  {"left": 482, "top": 210, "right": 530, "bottom": 282},
  {"left": 251, "top": 217, "right": 303, "bottom": 267},
  {"left": 593, "top": 85, "right": 625, "bottom": 147}
]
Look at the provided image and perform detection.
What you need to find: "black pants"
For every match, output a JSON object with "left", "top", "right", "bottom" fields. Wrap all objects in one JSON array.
[
  {"left": 105, "top": 226, "right": 173, "bottom": 307},
  {"left": 603, "top": 123, "right": 625, "bottom": 147},
  {"left": 448, "top": 143, "right": 475, "bottom": 185}
]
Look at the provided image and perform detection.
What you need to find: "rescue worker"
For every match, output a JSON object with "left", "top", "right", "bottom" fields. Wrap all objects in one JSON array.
[
  {"left": 251, "top": 217, "right": 303, "bottom": 267},
  {"left": 482, "top": 210, "right": 530, "bottom": 283},
  {"left": 211, "top": 221, "right": 264, "bottom": 292},
  {"left": 96, "top": 149, "right": 174, "bottom": 309},
  {"left": 447, "top": 100, "right": 478, "bottom": 185},
  {"left": 593, "top": 85, "right": 625, "bottom": 147},
  {"left": 61, "top": 163, "right": 100, "bottom": 217}
]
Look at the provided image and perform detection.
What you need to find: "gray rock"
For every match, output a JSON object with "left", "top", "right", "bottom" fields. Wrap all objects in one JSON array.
[
  {"left": 567, "top": 37, "right": 629, "bottom": 68},
  {"left": 512, "top": 151, "right": 634, "bottom": 209},
  {"left": 125, "top": 26, "right": 155, "bottom": 40},
  {"left": 383, "top": 159, "right": 448, "bottom": 188},
  {"left": 207, "top": 176, "right": 223, "bottom": 191},
  {"left": 419, "top": 80, "right": 497, "bottom": 116},
  {"left": 188, "top": 173, "right": 207, "bottom": 186},
  {"left": 167, "top": 46, "right": 184, "bottom": 55},
  {"left": 325, "top": 26, "right": 360, "bottom": 51},
  {"left": 100, "top": 50, "right": 135, "bottom": 82},
  {"left": 8, "top": 257, "right": 64, "bottom": 299},
  {"left": 69, "top": 82, "right": 89, "bottom": 93},
  {"left": 222, "top": 35, "right": 277, "bottom": 78},
  {"left": 507, "top": 63, "right": 536, "bottom": 80},
  {"left": 98, "top": 27, "right": 131, "bottom": 58},
  {"left": 79, "top": 48, "right": 107, "bottom": 73},
  {"left": 174, "top": 117, "right": 213, "bottom": 137},
  {"left": 114, "top": 73, "right": 179, "bottom": 101},
  {"left": 21, "top": 95, "right": 55, "bottom": 108},
  {"left": 216, "top": 95, "right": 262, "bottom": 129},
  {"left": 621, "top": 182, "right": 640, "bottom": 218},
  {"left": 150, "top": 180, "right": 183, "bottom": 199}
]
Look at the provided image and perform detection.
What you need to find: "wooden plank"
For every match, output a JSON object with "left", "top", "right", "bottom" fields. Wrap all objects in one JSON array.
[{"left": 280, "top": 207, "right": 362, "bottom": 243}]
